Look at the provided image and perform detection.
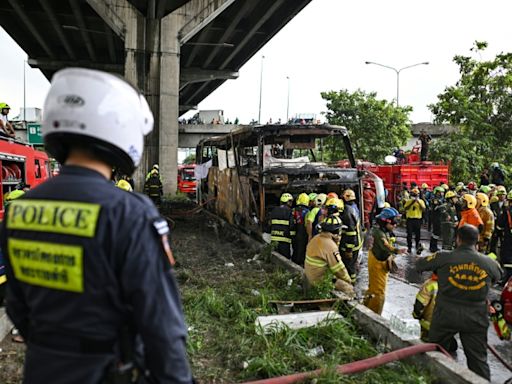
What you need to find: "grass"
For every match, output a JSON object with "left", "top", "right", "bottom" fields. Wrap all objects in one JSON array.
[{"left": 179, "top": 250, "right": 432, "bottom": 384}]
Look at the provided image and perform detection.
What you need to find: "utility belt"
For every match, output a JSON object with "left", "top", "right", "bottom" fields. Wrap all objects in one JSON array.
[{"left": 30, "top": 330, "right": 144, "bottom": 384}]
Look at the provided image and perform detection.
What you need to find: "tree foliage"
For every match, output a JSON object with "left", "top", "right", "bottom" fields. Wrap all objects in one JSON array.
[
  {"left": 429, "top": 41, "right": 512, "bottom": 182},
  {"left": 183, "top": 153, "right": 196, "bottom": 164},
  {"left": 321, "top": 89, "right": 412, "bottom": 163}
]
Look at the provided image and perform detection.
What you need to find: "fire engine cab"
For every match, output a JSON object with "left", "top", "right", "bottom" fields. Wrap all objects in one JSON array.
[{"left": 0, "top": 137, "right": 50, "bottom": 218}]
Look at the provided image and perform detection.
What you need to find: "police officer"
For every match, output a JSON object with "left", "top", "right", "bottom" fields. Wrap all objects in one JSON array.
[
  {"left": 416, "top": 225, "right": 502, "bottom": 380},
  {"left": 0, "top": 68, "right": 192, "bottom": 383},
  {"left": 270, "top": 193, "right": 294, "bottom": 259}
]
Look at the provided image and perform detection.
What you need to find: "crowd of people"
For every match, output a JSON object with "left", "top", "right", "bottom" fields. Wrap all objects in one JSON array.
[{"left": 269, "top": 165, "right": 510, "bottom": 380}]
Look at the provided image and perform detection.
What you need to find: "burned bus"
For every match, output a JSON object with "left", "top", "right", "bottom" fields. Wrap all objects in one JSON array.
[{"left": 195, "top": 124, "right": 383, "bottom": 236}]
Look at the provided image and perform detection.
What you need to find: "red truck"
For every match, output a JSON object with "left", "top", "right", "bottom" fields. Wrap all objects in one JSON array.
[
  {"left": 177, "top": 164, "right": 197, "bottom": 197},
  {"left": 0, "top": 137, "right": 50, "bottom": 218}
]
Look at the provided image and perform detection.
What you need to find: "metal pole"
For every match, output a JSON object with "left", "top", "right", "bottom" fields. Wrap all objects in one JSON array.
[
  {"left": 286, "top": 76, "right": 290, "bottom": 123},
  {"left": 258, "top": 55, "right": 265, "bottom": 124},
  {"left": 23, "top": 59, "right": 26, "bottom": 122},
  {"left": 396, "top": 71, "right": 400, "bottom": 107}
]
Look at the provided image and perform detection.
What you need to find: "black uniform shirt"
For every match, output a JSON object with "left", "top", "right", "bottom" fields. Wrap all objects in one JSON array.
[
  {"left": 1, "top": 165, "right": 192, "bottom": 383},
  {"left": 416, "top": 245, "right": 502, "bottom": 306}
]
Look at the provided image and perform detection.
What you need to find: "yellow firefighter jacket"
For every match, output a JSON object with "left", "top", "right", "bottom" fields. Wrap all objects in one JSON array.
[
  {"left": 477, "top": 206, "right": 495, "bottom": 241},
  {"left": 413, "top": 277, "right": 438, "bottom": 332},
  {"left": 305, "top": 232, "right": 351, "bottom": 286}
]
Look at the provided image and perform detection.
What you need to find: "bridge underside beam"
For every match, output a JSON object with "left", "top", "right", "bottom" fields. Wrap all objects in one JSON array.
[
  {"left": 180, "top": 68, "right": 238, "bottom": 89},
  {"left": 86, "top": 0, "right": 127, "bottom": 40},
  {"left": 27, "top": 58, "right": 123, "bottom": 73}
]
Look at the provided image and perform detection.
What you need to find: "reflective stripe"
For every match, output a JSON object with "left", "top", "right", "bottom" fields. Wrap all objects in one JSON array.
[
  {"left": 345, "top": 244, "right": 355, "bottom": 249},
  {"left": 420, "top": 319, "right": 431, "bottom": 330},
  {"left": 504, "top": 264, "right": 512, "bottom": 268},
  {"left": 271, "top": 219, "right": 290, "bottom": 225},
  {"left": 0, "top": 275, "right": 6, "bottom": 284},
  {"left": 271, "top": 236, "right": 291, "bottom": 243},
  {"left": 290, "top": 231, "right": 296, "bottom": 236},
  {"left": 344, "top": 231, "right": 357, "bottom": 236},
  {"left": 305, "top": 255, "right": 327, "bottom": 267},
  {"left": 330, "top": 263, "right": 343, "bottom": 273}
]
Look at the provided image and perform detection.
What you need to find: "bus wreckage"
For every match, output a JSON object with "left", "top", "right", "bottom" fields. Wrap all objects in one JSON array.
[{"left": 195, "top": 124, "right": 385, "bottom": 236}]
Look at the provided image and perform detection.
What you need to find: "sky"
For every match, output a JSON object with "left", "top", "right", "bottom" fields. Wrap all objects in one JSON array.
[{"left": 2, "top": 0, "right": 512, "bottom": 124}]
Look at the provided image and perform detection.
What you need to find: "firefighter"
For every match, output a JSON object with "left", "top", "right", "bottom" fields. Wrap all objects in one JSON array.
[
  {"left": 490, "top": 162, "right": 506, "bottom": 186},
  {"left": 404, "top": 188, "right": 426, "bottom": 254},
  {"left": 144, "top": 168, "right": 163, "bottom": 206},
  {"left": 440, "top": 191, "right": 459, "bottom": 250},
  {"left": 325, "top": 196, "right": 344, "bottom": 216},
  {"left": 496, "top": 191, "right": 512, "bottom": 283},
  {"left": 490, "top": 186, "right": 507, "bottom": 254},
  {"left": 305, "top": 193, "right": 327, "bottom": 241},
  {"left": 362, "top": 182, "right": 376, "bottom": 230},
  {"left": 340, "top": 189, "right": 362, "bottom": 282},
  {"left": 429, "top": 186, "right": 445, "bottom": 252},
  {"left": 116, "top": 179, "right": 133, "bottom": 192},
  {"left": 0, "top": 68, "right": 192, "bottom": 383},
  {"left": 466, "top": 181, "right": 477, "bottom": 196},
  {"left": 0, "top": 102, "right": 15, "bottom": 138},
  {"left": 476, "top": 192, "right": 494, "bottom": 253},
  {"left": 304, "top": 215, "right": 355, "bottom": 297},
  {"left": 421, "top": 183, "right": 432, "bottom": 230},
  {"left": 270, "top": 192, "right": 294, "bottom": 259},
  {"left": 412, "top": 272, "right": 438, "bottom": 341},
  {"left": 145, "top": 163, "right": 162, "bottom": 181},
  {"left": 458, "top": 194, "right": 483, "bottom": 232},
  {"left": 364, "top": 207, "right": 407, "bottom": 315},
  {"left": 416, "top": 225, "right": 502, "bottom": 380},
  {"left": 291, "top": 193, "right": 310, "bottom": 266}
]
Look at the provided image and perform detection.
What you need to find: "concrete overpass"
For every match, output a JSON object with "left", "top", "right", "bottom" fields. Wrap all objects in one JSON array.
[
  {"left": 0, "top": 0, "right": 312, "bottom": 192},
  {"left": 178, "top": 124, "right": 245, "bottom": 148}
]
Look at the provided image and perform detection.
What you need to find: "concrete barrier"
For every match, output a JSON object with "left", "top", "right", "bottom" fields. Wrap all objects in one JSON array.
[{"left": 0, "top": 308, "right": 12, "bottom": 342}]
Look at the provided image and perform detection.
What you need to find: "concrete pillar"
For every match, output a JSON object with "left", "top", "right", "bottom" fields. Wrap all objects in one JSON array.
[{"left": 159, "top": 13, "right": 180, "bottom": 195}]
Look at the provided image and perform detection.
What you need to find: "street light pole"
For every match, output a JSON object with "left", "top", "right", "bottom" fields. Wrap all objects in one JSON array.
[
  {"left": 23, "top": 58, "right": 26, "bottom": 122},
  {"left": 258, "top": 55, "right": 265, "bottom": 124},
  {"left": 364, "top": 61, "right": 429, "bottom": 106},
  {"left": 286, "top": 76, "right": 290, "bottom": 123}
]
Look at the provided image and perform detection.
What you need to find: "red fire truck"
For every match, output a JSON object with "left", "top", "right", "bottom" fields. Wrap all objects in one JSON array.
[
  {"left": 177, "top": 164, "right": 197, "bottom": 197},
  {"left": 0, "top": 137, "right": 50, "bottom": 218}
]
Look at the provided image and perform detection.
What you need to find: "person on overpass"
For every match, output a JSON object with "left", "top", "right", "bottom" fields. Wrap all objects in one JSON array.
[
  {"left": 364, "top": 207, "right": 407, "bottom": 315},
  {"left": 416, "top": 225, "right": 502, "bottom": 380},
  {"left": 0, "top": 103, "right": 15, "bottom": 138},
  {"left": 1, "top": 68, "right": 192, "bottom": 383},
  {"left": 304, "top": 215, "right": 354, "bottom": 297}
]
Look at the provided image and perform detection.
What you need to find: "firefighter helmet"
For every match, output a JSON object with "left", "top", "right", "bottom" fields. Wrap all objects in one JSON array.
[
  {"left": 327, "top": 192, "right": 338, "bottom": 199},
  {"left": 296, "top": 193, "right": 310, "bottom": 206},
  {"left": 325, "top": 197, "right": 344, "bottom": 213},
  {"left": 445, "top": 190, "right": 456, "bottom": 199},
  {"left": 476, "top": 192, "right": 489, "bottom": 207},
  {"left": 0, "top": 102, "right": 10, "bottom": 110},
  {"left": 410, "top": 188, "right": 420, "bottom": 196},
  {"left": 497, "top": 186, "right": 507, "bottom": 195},
  {"left": 467, "top": 181, "right": 477, "bottom": 191},
  {"left": 343, "top": 189, "right": 356, "bottom": 201},
  {"left": 116, "top": 179, "right": 133, "bottom": 192},
  {"left": 490, "top": 195, "right": 499, "bottom": 204},
  {"left": 280, "top": 192, "right": 293, "bottom": 203},
  {"left": 308, "top": 192, "right": 317, "bottom": 202},
  {"left": 315, "top": 193, "right": 327, "bottom": 207},
  {"left": 508, "top": 191, "right": 512, "bottom": 200},
  {"left": 42, "top": 68, "right": 154, "bottom": 175},
  {"left": 479, "top": 185, "right": 491, "bottom": 194},
  {"left": 462, "top": 194, "right": 477, "bottom": 209},
  {"left": 376, "top": 207, "right": 400, "bottom": 224},
  {"left": 421, "top": 183, "right": 429, "bottom": 189},
  {"left": 320, "top": 215, "right": 343, "bottom": 234},
  {"left": 433, "top": 186, "right": 444, "bottom": 195}
]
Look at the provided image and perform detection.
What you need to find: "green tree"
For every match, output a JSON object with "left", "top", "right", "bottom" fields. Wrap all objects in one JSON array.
[
  {"left": 321, "top": 89, "right": 412, "bottom": 163},
  {"left": 183, "top": 153, "right": 196, "bottom": 164},
  {"left": 429, "top": 41, "right": 512, "bottom": 182}
]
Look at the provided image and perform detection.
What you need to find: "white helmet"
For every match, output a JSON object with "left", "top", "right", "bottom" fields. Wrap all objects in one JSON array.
[{"left": 42, "top": 68, "right": 154, "bottom": 175}]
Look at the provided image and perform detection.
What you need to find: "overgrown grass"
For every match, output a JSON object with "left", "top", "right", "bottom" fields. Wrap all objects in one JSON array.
[{"left": 180, "top": 259, "right": 432, "bottom": 383}]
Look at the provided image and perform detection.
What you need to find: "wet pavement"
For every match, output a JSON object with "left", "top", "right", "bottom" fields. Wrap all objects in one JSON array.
[{"left": 355, "top": 225, "right": 512, "bottom": 384}]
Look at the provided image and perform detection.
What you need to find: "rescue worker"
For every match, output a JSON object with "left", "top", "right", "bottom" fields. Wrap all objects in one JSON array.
[
  {"left": 305, "top": 193, "right": 327, "bottom": 241},
  {"left": 270, "top": 192, "right": 294, "bottom": 259},
  {"left": 421, "top": 183, "right": 432, "bottom": 230},
  {"left": 466, "top": 181, "right": 477, "bottom": 196},
  {"left": 0, "top": 102, "right": 15, "bottom": 138},
  {"left": 325, "top": 196, "right": 344, "bottom": 216},
  {"left": 416, "top": 225, "right": 502, "bottom": 380},
  {"left": 412, "top": 273, "right": 438, "bottom": 341},
  {"left": 458, "top": 194, "right": 483, "bottom": 232},
  {"left": 0, "top": 68, "right": 192, "bottom": 383},
  {"left": 362, "top": 182, "right": 376, "bottom": 230},
  {"left": 476, "top": 192, "right": 494, "bottom": 253},
  {"left": 340, "top": 189, "right": 362, "bottom": 282},
  {"left": 144, "top": 168, "right": 163, "bottom": 206},
  {"left": 490, "top": 186, "right": 507, "bottom": 254},
  {"left": 145, "top": 163, "right": 161, "bottom": 181},
  {"left": 418, "top": 129, "right": 432, "bottom": 161},
  {"left": 307, "top": 192, "right": 317, "bottom": 210},
  {"left": 304, "top": 215, "right": 355, "bottom": 297},
  {"left": 364, "top": 207, "right": 407, "bottom": 314},
  {"left": 291, "top": 193, "right": 310, "bottom": 266},
  {"left": 0, "top": 246, "right": 4, "bottom": 306},
  {"left": 440, "top": 191, "right": 459, "bottom": 250},
  {"left": 429, "top": 186, "right": 445, "bottom": 252},
  {"left": 404, "top": 188, "right": 426, "bottom": 254},
  {"left": 490, "top": 162, "right": 506, "bottom": 186},
  {"left": 398, "top": 182, "right": 410, "bottom": 218},
  {"left": 496, "top": 191, "right": 512, "bottom": 283}
]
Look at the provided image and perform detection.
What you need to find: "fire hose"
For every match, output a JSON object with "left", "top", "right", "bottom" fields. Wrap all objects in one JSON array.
[{"left": 240, "top": 343, "right": 451, "bottom": 384}]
